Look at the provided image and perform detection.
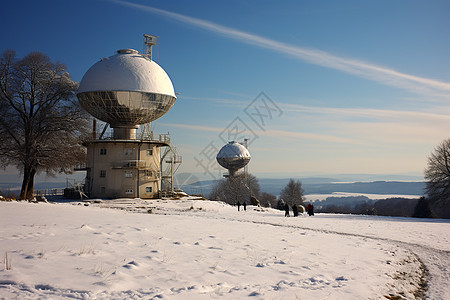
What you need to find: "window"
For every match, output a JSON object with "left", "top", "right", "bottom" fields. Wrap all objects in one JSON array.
[
  {"left": 100, "top": 170, "right": 106, "bottom": 178},
  {"left": 146, "top": 186, "right": 152, "bottom": 193},
  {"left": 146, "top": 149, "right": 153, "bottom": 156},
  {"left": 124, "top": 170, "right": 133, "bottom": 178},
  {"left": 100, "top": 186, "right": 106, "bottom": 194},
  {"left": 125, "top": 189, "right": 133, "bottom": 195},
  {"left": 144, "top": 170, "right": 152, "bottom": 177},
  {"left": 100, "top": 148, "right": 107, "bottom": 155},
  {"left": 124, "top": 148, "right": 133, "bottom": 156},
  {"left": 124, "top": 161, "right": 136, "bottom": 168}
]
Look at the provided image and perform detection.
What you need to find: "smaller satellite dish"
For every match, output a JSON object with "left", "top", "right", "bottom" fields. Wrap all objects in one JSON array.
[{"left": 216, "top": 141, "right": 251, "bottom": 176}]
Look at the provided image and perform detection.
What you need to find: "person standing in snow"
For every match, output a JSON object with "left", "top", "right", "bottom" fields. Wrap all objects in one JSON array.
[
  {"left": 243, "top": 201, "right": 246, "bottom": 211},
  {"left": 307, "top": 203, "right": 314, "bottom": 216},
  {"left": 284, "top": 203, "right": 290, "bottom": 217},
  {"left": 237, "top": 201, "right": 241, "bottom": 211},
  {"left": 292, "top": 204, "right": 298, "bottom": 217}
]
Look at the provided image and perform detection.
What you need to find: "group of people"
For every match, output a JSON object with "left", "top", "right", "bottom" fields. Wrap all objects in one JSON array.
[
  {"left": 284, "top": 202, "right": 314, "bottom": 217},
  {"left": 236, "top": 200, "right": 314, "bottom": 217},
  {"left": 284, "top": 203, "right": 296, "bottom": 217},
  {"left": 236, "top": 201, "right": 246, "bottom": 211}
]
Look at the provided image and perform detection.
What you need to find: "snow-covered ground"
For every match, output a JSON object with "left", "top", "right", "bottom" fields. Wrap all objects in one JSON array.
[{"left": 1, "top": 198, "right": 449, "bottom": 299}]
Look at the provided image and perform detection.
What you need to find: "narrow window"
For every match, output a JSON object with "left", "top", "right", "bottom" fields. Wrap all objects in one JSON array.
[
  {"left": 100, "top": 170, "right": 106, "bottom": 178},
  {"left": 124, "top": 170, "right": 133, "bottom": 178},
  {"left": 100, "top": 148, "right": 107, "bottom": 155},
  {"left": 146, "top": 186, "right": 152, "bottom": 193},
  {"left": 124, "top": 161, "right": 136, "bottom": 168},
  {"left": 146, "top": 149, "right": 153, "bottom": 156},
  {"left": 100, "top": 186, "right": 106, "bottom": 193}
]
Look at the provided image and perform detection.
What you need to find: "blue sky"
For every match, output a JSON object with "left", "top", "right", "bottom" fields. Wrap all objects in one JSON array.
[{"left": 2, "top": 0, "right": 450, "bottom": 182}]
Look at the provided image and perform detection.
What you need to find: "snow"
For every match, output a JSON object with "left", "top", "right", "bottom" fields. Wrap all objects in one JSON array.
[
  {"left": 216, "top": 141, "right": 251, "bottom": 159},
  {"left": 1, "top": 198, "right": 449, "bottom": 299},
  {"left": 77, "top": 50, "right": 176, "bottom": 97}
]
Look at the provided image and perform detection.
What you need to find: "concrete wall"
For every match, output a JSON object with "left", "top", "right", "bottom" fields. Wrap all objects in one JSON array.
[{"left": 86, "top": 141, "right": 162, "bottom": 199}]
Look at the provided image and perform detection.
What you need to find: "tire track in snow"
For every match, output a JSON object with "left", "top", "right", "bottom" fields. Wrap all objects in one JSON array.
[
  {"left": 242, "top": 219, "right": 436, "bottom": 299},
  {"left": 239, "top": 219, "right": 448, "bottom": 299},
  {"left": 97, "top": 202, "right": 449, "bottom": 299},
  {"left": 150, "top": 208, "right": 448, "bottom": 299}
]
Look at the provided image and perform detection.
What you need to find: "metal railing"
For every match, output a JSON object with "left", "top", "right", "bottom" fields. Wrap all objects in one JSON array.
[
  {"left": 111, "top": 160, "right": 147, "bottom": 169},
  {"left": 34, "top": 188, "right": 64, "bottom": 196}
]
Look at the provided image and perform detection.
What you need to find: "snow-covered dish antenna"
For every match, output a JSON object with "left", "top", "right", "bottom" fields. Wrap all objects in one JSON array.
[{"left": 143, "top": 34, "right": 157, "bottom": 61}]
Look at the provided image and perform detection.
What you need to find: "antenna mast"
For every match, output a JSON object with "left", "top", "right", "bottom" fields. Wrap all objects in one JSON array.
[{"left": 143, "top": 34, "right": 157, "bottom": 61}]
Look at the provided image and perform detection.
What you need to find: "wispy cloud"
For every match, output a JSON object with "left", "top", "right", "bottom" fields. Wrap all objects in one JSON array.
[
  {"left": 180, "top": 96, "right": 247, "bottom": 108},
  {"left": 112, "top": 0, "right": 450, "bottom": 98},
  {"left": 179, "top": 94, "right": 450, "bottom": 125},
  {"left": 281, "top": 103, "right": 450, "bottom": 123},
  {"left": 280, "top": 103, "right": 450, "bottom": 143},
  {"left": 158, "top": 122, "right": 363, "bottom": 145},
  {"left": 158, "top": 123, "right": 223, "bottom": 134},
  {"left": 159, "top": 101, "right": 450, "bottom": 147}
]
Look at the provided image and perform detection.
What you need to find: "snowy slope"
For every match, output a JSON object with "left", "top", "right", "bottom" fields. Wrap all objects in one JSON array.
[{"left": 0, "top": 199, "right": 449, "bottom": 299}]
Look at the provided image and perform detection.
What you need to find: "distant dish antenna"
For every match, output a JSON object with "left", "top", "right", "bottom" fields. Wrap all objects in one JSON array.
[{"left": 143, "top": 34, "right": 158, "bottom": 61}]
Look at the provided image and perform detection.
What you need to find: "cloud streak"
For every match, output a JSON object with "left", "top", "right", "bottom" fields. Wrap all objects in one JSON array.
[
  {"left": 159, "top": 101, "right": 450, "bottom": 147},
  {"left": 112, "top": 0, "right": 450, "bottom": 98},
  {"left": 180, "top": 94, "right": 450, "bottom": 124},
  {"left": 281, "top": 103, "right": 450, "bottom": 123},
  {"left": 159, "top": 122, "right": 365, "bottom": 146}
]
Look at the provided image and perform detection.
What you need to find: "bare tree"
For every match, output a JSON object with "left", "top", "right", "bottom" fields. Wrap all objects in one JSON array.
[
  {"left": 259, "top": 192, "right": 277, "bottom": 208},
  {"left": 0, "top": 50, "right": 89, "bottom": 199},
  {"left": 279, "top": 178, "right": 305, "bottom": 206},
  {"left": 209, "top": 173, "right": 260, "bottom": 205},
  {"left": 424, "top": 138, "right": 450, "bottom": 218}
]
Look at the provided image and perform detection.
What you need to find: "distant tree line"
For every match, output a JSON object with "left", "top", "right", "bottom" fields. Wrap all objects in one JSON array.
[{"left": 313, "top": 196, "right": 434, "bottom": 218}]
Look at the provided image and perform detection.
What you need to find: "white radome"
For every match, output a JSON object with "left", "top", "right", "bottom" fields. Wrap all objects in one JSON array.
[
  {"left": 216, "top": 141, "right": 251, "bottom": 172},
  {"left": 77, "top": 49, "right": 176, "bottom": 127},
  {"left": 78, "top": 49, "right": 175, "bottom": 97}
]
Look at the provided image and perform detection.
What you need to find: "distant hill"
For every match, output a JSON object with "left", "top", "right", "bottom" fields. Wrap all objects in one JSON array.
[
  {"left": 302, "top": 181, "right": 425, "bottom": 196},
  {"left": 180, "top": 178, "right": 425, "bottom": 198},
  {"left": 1, "top": 174, "right": 425, "bottom": 200}
]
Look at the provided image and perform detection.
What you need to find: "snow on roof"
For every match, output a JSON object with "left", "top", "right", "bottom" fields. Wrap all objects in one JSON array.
[
  {"left": 78, "top": 49, "right": 176, "bottom": 98},
  {"left": 216, "top": 141, "right": 251, "bottom": 159}
]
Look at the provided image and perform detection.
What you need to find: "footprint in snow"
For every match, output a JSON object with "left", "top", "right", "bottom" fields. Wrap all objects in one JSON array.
[{"left": 123, "top": 261, "right": 139, "bottom": 269}]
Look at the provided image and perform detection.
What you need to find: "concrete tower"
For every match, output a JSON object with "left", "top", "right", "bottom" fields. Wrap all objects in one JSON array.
[{"left": 77, "top": 38, "right": 179, "bottom": 199}]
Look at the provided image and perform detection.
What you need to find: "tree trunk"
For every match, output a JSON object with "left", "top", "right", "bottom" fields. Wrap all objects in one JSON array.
[
  {"left": 26, "top": 168, "right": 36, "bottom": 200},
  {"left": 19, "top": 167, "right": 31, "bottom": 200},
  {"left": 19, "top": 166, "right": 36, "bottom": 200}
]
